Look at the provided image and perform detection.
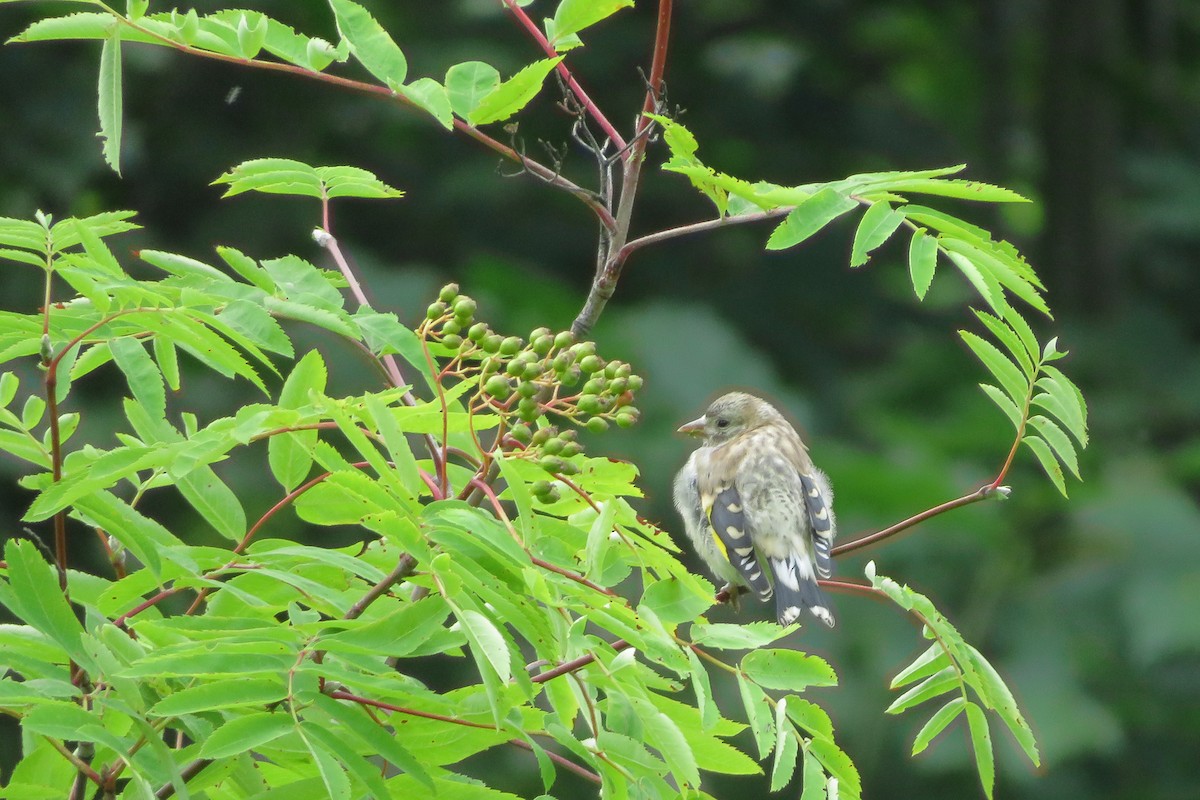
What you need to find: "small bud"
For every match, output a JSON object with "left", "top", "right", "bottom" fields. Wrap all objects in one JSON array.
[
  {"left": 438, "top": 283, "right": 460, "bottom": 303},
  {"left": 312, "top": 228, "right": 332, "bottom": 247}
]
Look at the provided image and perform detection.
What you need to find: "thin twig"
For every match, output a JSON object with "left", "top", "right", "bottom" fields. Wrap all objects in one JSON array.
[
  {"left": 832, "top": 484, "right": 1005, "bottom": 558},
  {"left": 531, "top": 639, "right": 631, "bottom": 684}
]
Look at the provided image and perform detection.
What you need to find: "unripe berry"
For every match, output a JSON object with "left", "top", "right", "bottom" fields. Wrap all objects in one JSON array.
[
  {"left": 543, "top": 437, "right": 564, "bottom": 456},
  {"left": 468, "top": 322, "right": 489, "bottom": 342},
  {"left": 560, "top": 441, "right": 583, "bottom": 457},
  {"left": 573, "top": 341, "right": 596, "bottom": 359},
  {"left": 586, "top": 417, "right": 609, "bottom": 434},
  {"left": 539, "top": 455, "right": 567, "bottom": 473},
  {"left": 554, "top": 331, "right": 575, "bottom": 349},
  {"left": 531, "top": 426, "right": 554, "bottom": 446},
  {"left": 529, "top": 326, "right": 551, "bottom": 341},
  {"left": 482, "top": 334, "right": 502, "bottom": 353},
  {"left": 582, "top": 378, "right": 605, "bottom": 396},
  {"left": 442, "top": 320, "right": 461, "bottom": 336},
  {"left": 578, "top": 354, "right": 602, "bottom": 374},
  {"left": 517, "top": 380, "right": 539, "bottom": 398},
  {"left": 484, "top": 375, "right": 510, "bottom": 399},
  {"left": 532, "top": 335, "right": 554, "bottom": 356},
  {"left": 531, "top": 479, "right": 552, "bottom": 496},
  {"left": 608, "top": 377, "right": 628, "bottom": 395},
  {"left": 438, "top": 283, "right": 459, "bottom": 303},
  {"left": 626, "top": 374, "right": 644, "bottom": 392},
  {"left": 559, "top": 429, "right": 578, "bottom": 442},
  {"left": 616, "top": 407, "right": 641, "bottom": 428},
  {"left": 426, "top": 301, "right": 446, "bottom": 321},
  {"left": 453, "top": 297, "right": 476, "bottom": 320},
  {"left": 509, "top": 424, "right": 533, "bottom": 444},
  {"left": 561, "top": 365, "right": 583, "bottom": 387},
  {"left": 577, "top": 394, "right": 602, "bottom": 414},
  {"left": 499, "top": 336, "right": 523, "bottom": 356},
  {"left": 442, "top": 333, "right": 463, "bottom": 349},
  {"left": 518, "top": 397, "right": 539, "bottom": 422}
]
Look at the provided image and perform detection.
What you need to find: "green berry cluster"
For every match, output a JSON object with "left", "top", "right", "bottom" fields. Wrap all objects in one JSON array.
[{"left": 424, "top": 283, "right": 644, "bottom": 494}]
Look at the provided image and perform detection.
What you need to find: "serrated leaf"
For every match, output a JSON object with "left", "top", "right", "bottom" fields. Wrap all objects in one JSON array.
[
  {"left": 150, "top": 677, "right": 287, "bottom": 716},
  {"left": 907, "top": 228, "right": 938, "bottom": 299},
  {"left": 689, "top": 621, "right": 790, "bottom": 650},
  {"left": 200, "top": 712, "right": 295, "bottom": 758},
  {"left": 1026, "top": 415, "right": 1080, "bottom": 479},
  {"left": 979, "top": 383, "right": 1023, "bottom": 431},
  {"left": 400, "top": 77, "right": 453, "bottom": 129},
  {"left": 329, "top": 0, "right": 407, "bottom": 87},
  {"left": 1022, "top": 435, "right": 1067, "bottom": 496},
  {"left": 770, "top": 706, "right": 799, "bottom": 791},
  {"left": 551, "top": 0, "right": 634, "bottom": 41},
  {"left": 965, "top": 702, "right": 995, "bottom": 799},
  {"left": 882, "top": 177, "right": 1028, "bottom": 203},
  {"left": 98, "top": 25, "right": 123, "bottom": 175},
  {"left": 445, "top": 61, "right": 500, "bottom": 119},
  {"left": 109, "top": 336, "right": 166, "bottom": 418},
  {"left": 1034, "top": 372, "right": 1088, "bottom": 447},
  {"left": 736, "top": 671, "right": 776, "bottom": 758},
  {"left": 960, "top": 330, "right": 1029, "bottom": 407},
  {"left": 458, "top": 608, "right": 511, "bottom": 683},
  {"left": 765, "top": 188, "right": 858, "bottom": 250},
  {"left": 2, "top": 540, "right": 86, "bottom": 665},
  {"left": 742, "top": 649, "right": 837, "bottom": 691},
  {"left": 885, "top": 666, "right": 959, "bottom": 714},
  {"left": 269, "top": 351, "right": 325, "bottom": 491},
  {"left": 911, "top": 696, "right": 966, "bottom": 755},
  {"left": 973, "top": 310, "right": 1034, "bottom": 377},
  {"left": 850, "top": 201, "right": 905, "bottom": 267},
  {"left": 946, "top": 249, "right": 1005, "bottom": 314},
  {"left": 890, "top": 643, "right": 952, "bottom": 689},
  {"left": 468, "top": 56, "right": 564, "bottom": 126},
  {"left": 801, "top": 748, "right": 827, "bottom": 800}
]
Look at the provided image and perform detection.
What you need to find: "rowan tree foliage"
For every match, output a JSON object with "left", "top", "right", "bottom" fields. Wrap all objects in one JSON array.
[{"left": 0, "top": 2, "right": 1087, "bottom": 798}]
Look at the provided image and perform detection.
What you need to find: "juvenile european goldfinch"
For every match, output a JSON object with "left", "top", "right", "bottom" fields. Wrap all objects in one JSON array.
[{"left": 673, "top": 392, "right": 836, "bottom": 627}]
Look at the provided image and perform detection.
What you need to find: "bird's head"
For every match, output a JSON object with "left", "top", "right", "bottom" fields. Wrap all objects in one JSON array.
[{"left": 678, "top": 391, "right": 773, "bottom": 445}]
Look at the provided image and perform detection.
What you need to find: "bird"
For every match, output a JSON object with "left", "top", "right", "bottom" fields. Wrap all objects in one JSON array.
[{"left": 673, "top": 391, "right": 836, "bottom": 627}]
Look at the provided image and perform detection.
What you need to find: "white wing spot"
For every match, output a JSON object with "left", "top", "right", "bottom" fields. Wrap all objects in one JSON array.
[{"left": 726, "top": 526, "right": 745, "bottom": 539}]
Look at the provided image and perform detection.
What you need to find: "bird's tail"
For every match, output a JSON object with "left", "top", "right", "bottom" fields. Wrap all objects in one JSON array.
[{"left": 770, "top": 554, "right": 835, "bottom": 628}]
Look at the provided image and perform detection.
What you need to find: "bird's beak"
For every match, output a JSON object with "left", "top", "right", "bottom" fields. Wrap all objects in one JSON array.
[{"left": 677, "top": 415, "right": 706, "bottom": 436}]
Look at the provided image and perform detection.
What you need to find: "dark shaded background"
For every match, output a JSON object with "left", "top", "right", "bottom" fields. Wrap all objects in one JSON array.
[{"left": 2, "top": 1, "right": 1198, "bottom": 798}]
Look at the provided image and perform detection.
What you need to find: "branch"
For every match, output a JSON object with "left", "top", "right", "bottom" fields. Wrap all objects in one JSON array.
[
  {"left": 531, "top": 639, "right": 631, "bottom": 684},
  {"left": 832, "top": 484, "right": 1009, "bottom": 558},
  {"left": 570, "top": 0, "right": 674, "bottom": 337},
  {"left": 500, "top": 0, "right": 626, "bottom": 151}
]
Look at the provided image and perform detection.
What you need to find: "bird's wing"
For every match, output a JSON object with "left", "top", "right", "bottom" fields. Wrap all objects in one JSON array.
[
  {"left": 704, "top": 483, "right": 773, "bottom": 601},
  {"left": 799, "top": 469, "right": 836, "bottom": 579}
]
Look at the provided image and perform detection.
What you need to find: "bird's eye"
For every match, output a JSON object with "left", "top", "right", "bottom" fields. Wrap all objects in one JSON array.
[{"left": 716, "top": 418, "right": 730, "bottom": 429}]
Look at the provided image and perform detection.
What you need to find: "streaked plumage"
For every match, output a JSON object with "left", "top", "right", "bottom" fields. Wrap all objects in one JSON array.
[{"left": 673, "top": 392, "right": 836, "bottom": 627}]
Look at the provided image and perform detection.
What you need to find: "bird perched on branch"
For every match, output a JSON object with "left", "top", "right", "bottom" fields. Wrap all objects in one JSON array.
[{"left": 673, "top": 391, "right": 836, "bottom": 627}]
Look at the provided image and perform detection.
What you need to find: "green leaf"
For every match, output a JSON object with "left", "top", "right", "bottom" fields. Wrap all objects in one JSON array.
[
  {"left": 959, "top": 330, "right": 1029, "bottom": 407},
  {"left": 850, "top": 201, "right": 905, "bottom": 267},
  {"left": 1026, "top": 415, "right": 1081, "bottom": 479},
  {"left": 400, "top": 77, "right": 453, "bottom": 129},
  {"left": 458, "top": 608, "right": 512, "bottom": 683},
  {"left": 911, "top": 696, "right": 965, "bottom": 755},
  {"left": 317, "top": 165, "right": 404, "bottom": 199},
  {"left": 2, "top": 540, "right": 86, "bottom": 665},
  {"left": 879, "top": 177, "right": 1028, "bottom": 203},
  {"left": 979, "top": 384, "right": 1022, "bottom": 431},
  {"left": 213, "top": 158, "right": 322, "bottom": 199},
  {"left": 885, "top": 666, "right": 959, "bottom": 714},
  {"left": 468, "top": 56, "right": 564, "bottom": 126},
  {"left": 200, "top": 712, "right": 295, "bottom": 758},
  {"left": 784, "top": 698, "right": 834, "bottom": 743},
  {"left": 640, "top": 576, "right": 711, "bottom": 626},
  {"left": 109, "top": 336, "right": 166, "bottom": 418},
  {"left": 302, "top": 722, "right": 353, "bottom": 800},
  {"left": 742, "top": 649, "right": 837, "bottom": 691},
  {"left": 889, "top": 643, "right": 951, "bottom": 689},
  {"left": 801, "top": 748, "right": 827, "bottom": 800},
  {"left": 973, "top": 310, "right": 1034, "bottom": 378},
  {"left": 1034, "top": 372, "right": 1089, "bottom": 447},
  {"left": 808, "top": 737, "right": 862, "bottom": 799},
  {"left": 963, "top": 644, "right": 1039, "bottom": 767},
  {"left": 269, "top": 350, "right": 325, "bottom": 491},
  {"left": 551, "top": 0, "right": 634, "bottom": 41},
  {"left": 1022, "top": 435, "right": 1067, "bottom": 496},
  {"left": 765, "top": 188, "right": 858, "bottom": 250},
  {"left": 690, "top": 621, "right": 790, "bottom": 650},
  {"left": 769, "top": 705, "right": 799, "bottom": 791},
  {"left": 310, "top": 694, "right": 434, "bottom": 789},
  {"left": 329, "top": 0, "right": 407, "bottom": 87},
  {"left": 72, "top": 490, "right": 182, "bottom": 577},
  {"left": 685, "top": 647, "right": 718, "bottom": 731},
  {"left": 445, "top": 61, "right": 500, "bottom": 119},
  {"left": 945, "top": 249, "right": 1005, "bottom": 314},
  {"left": 98, "top": 24, "right": 123, "bottom": 175},
  {"left": 736, "top": 670, "right": 776, "bottom": 758},
  {"left": 150, "top": 677, "right": 287, "bottom": 716},
  {"left": 965, "top": 702, "right": 995, "bottom": 799}
]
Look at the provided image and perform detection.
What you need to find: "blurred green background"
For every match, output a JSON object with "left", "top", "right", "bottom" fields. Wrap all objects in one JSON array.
[{"left": 2, "top": 1, "right": 1198, "bottom": 798}]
